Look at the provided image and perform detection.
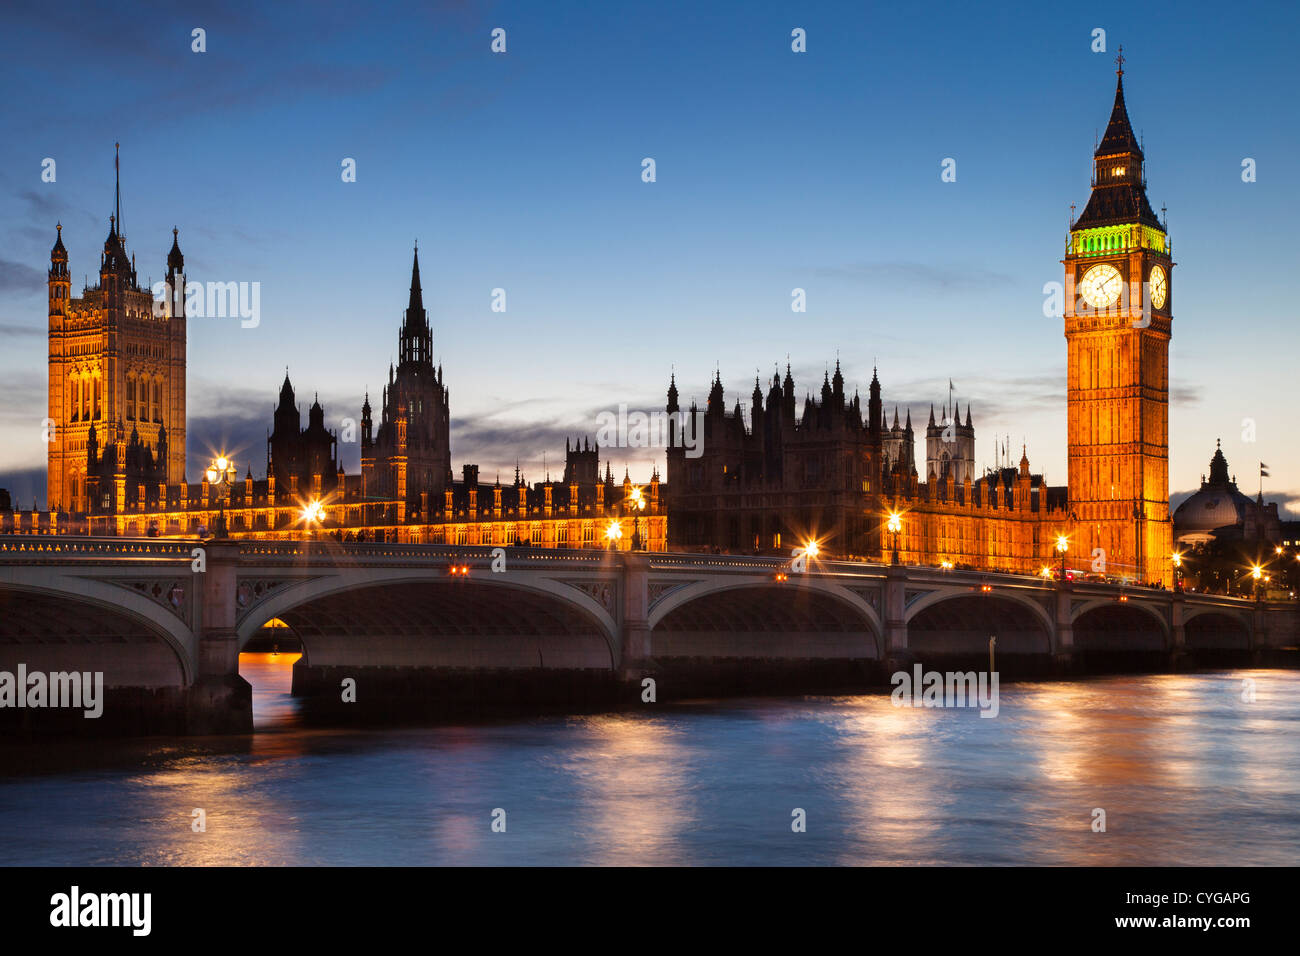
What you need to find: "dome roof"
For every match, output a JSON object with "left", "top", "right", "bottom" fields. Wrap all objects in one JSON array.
[
  {"left": 1173, "top": 441, "right": 1260, "bottom": 539},
  {"left": 1173, "top": 486, "right": 1254, "bottom": 535}
]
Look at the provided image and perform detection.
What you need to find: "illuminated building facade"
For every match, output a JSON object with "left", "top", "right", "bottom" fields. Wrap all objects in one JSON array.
[
  {"left": 1063, "top": 55, "right": 1173, "bottom": 586},
  {"left": 32, "top": 232, "right": 663, "bottom": 550},
  {"left": 46, "top": 149, "right": 187, "bottom": 513},
  {"left": 667, "top": 64, "right": 1173, "bottom": 583}
]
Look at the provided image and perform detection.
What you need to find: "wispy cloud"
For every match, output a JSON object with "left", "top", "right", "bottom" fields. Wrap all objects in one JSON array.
[{"left": 0, "top": 259, "right": 46, "bottom": 294}]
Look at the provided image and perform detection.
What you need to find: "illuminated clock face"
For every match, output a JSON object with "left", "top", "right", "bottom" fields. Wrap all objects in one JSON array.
[
  {"left": 1149, "top": 265, "right": 1168, "bottom": 309},
  {"left": 1078, "top": 264, "right": 1123, "bottom": 309}
]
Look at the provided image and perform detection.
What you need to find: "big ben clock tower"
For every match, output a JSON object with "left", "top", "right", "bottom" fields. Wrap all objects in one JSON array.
[{"left": 1064, "top": 50, "right": 1173, "bottom": 586}]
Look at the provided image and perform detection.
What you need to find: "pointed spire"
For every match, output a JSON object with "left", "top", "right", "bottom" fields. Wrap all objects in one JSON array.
[
  {"left": 114, "top": 142, "right": 121, "bottom": 239},
  {"left": 1097, "top": 53, "right": 1142, "bottom": 157},
  {"left": 407, "top": 244, "right": 424, "bottom": 321},
  {"left": 51, "top": 222, "right": 66, "bottom": 259},
  {"left": 168, "top": 226, "right": 183, "bottom": 271}
]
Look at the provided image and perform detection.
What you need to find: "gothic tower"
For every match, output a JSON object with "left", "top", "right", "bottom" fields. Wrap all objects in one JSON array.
[
  {"left": 47, "top": 146, "right": 187, "bottom": 512},
  {"left": 1064, "top": 53, "right": 1173, "bottom": 585},
  {"left": 362, "top": 246, "right": 451, "bottom": 518}
]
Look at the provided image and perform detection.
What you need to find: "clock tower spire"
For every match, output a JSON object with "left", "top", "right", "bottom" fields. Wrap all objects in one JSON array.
[{"left": 1064, "top": 57, "right": 1173, "bottom": 586}]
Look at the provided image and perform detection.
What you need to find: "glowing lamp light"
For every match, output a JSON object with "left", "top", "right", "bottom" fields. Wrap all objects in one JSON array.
[
  {"left": 940, "top": 559, "right": 954, "bottom": 571},
  {"left": 1040, "top": 566, "right": 1052, "bottom": 579},
  {"left": 605, "top": 521, "right": 623, "bottom": 542},
  {"left": 301, "top": 500, "right": 325, "bottom": 524},
  {"left": 803, "top": 540, "right": 820, "bottom": 559},
  {"left": 1171, "top": 552, "right": 1182, "bottom": 567},
  {"left": 1055, "top": 535, "right": 1069, "bottom": 554},
  {"left": 886, "top": 512, "right": 902, "bottom": 535},
  {"left": 1251, "top": 565, "right": 1263, "bottom": 581}
]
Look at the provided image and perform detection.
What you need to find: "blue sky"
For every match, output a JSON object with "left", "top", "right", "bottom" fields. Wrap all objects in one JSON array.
[{"left": 1, "top": 0, "right": 1297, "bottom": 512}]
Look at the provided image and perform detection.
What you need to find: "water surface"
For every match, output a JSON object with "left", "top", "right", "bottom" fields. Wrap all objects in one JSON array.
[{"left": 1, "top": 655, "right": 1296, "bottom": 865}]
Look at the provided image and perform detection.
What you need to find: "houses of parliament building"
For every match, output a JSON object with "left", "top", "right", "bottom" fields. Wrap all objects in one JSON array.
[
  {"left": 19, "top": 64, "right": 1177, "bottom": 582},
  {"left": 665, "top": 60, "right": 1174, "bottom": 586}
]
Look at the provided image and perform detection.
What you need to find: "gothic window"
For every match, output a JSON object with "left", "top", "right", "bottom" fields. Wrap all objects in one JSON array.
[
  {"left": 126, "top": 376, "right": 135, "bottom": 421},
  {"left": 93, "top": 376, "right": 101, "bottom": 420}
]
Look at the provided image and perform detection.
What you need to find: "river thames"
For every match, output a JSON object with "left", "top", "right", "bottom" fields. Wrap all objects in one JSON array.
[{"left": 1, "top": 655, "right": 1297, "bottom": 866}]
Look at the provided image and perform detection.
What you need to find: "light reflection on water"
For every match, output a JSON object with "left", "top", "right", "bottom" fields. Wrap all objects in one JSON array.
[{"left": 0, "top": 655, "right": 1297, "bottom": 866}]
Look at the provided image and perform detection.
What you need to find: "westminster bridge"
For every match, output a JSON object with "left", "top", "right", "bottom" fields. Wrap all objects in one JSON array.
[{"left": 0, "top": 536, "right": 1295, "bottom": 733}]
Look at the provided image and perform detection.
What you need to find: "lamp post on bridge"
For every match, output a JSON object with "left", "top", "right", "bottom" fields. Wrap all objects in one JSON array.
[
  {"left": 205, "top": 456, "right": 237, "bottom": 538},
  {"left": 886, "top": 510, "right": 902, "bottom": 566},
  {"left": 625, "top": 486, "right": 648, "bottom": 551},
  {"left": 1056, "top": 534, "right": 1069, "bottom": 584},
  {"left": 301, "top": 499, "right": 325, "bottom": 541}
]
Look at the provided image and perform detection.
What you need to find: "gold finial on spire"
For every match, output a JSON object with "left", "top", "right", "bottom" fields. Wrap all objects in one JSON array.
[{"left": 1115, "top": 44, "right": 1125, "bottom": 76}]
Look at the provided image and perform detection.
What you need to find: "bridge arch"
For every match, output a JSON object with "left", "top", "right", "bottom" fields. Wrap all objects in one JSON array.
[
  {"left": 1183, "top": 608, "right": 1252, "bottom": 650},
  {"left": 905, "top": 587, "right": 1054, "bottom": 655},
  {"left": 1071, "top": 598, "right": 1169, "bottom": 652},
  {"left": 649, "top": 578, "right": 882, "bottom": 660},
  {"left": 0, "top": 580, "right": 195, "bottom": 687},
  {"left": 236, "top": 569, "right": 620, "bottom": 670}
]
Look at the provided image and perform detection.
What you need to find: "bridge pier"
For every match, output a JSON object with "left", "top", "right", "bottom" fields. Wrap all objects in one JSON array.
[
  {"left": 618, "top": 552, "right": 651, "bottom": 681},
  {"left": 1168, "top": 593, "right": 1192, "bottom": 670},
  {"left": 1053, "top": 582, "right": 1076, "bottom": 673},
  {"left": 188, "top": 538, "right": 252, "bottom": 734},
  {"left": 883, "top": 564, "right": 913, "bottom": 673}
]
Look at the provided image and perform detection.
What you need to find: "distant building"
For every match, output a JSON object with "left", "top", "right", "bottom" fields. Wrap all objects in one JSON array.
[{"left": 1173, "top": 442, "right": 1280, "bottom": 546}]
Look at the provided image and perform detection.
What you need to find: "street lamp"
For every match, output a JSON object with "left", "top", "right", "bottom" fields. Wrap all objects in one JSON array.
[
  {"left": 626, "top": 486, "right": 648, "bottom": 551},
  {"left": 1251, "top": 564, "right": 1263, "bottom": 601},
  {"left": 1055, "top": 534, "right": 1069, "bottom": 582},
  {"left": 604, "top": 519, "right": 623, "bottom": 550},
  {"left": 301, "top": 498, "right": 325, "bottom": 539},
  {"left": 886, "top": 511, "right": 902, "bottom": 565},
  {"left": 205, "top": 455, "right": 237, "bottom": 537},
  {"left": 1171, "top": 551, "right": 1183, "bottom": 593}
]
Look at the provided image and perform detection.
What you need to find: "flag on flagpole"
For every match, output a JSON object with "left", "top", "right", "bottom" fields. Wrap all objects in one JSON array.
[{"left": 1261, "top": 463, "right": 1270, "bottom": 477}]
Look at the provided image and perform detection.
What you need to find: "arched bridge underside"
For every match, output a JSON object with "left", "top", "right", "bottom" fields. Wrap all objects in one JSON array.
[
  {"left": 908, "top": 594, "right": 1052, "bottom": 656},
  {"left": 0, "top": 586, "right": 189, "bottom": 689},
  {"left": 651, "top": 584, "right": 881, "bottom": 661},
  {"left": 262, "top": 581, "right": 615, "bottom": 671}
]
